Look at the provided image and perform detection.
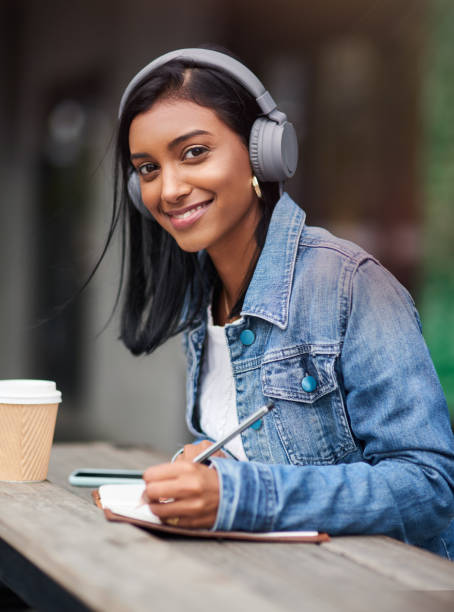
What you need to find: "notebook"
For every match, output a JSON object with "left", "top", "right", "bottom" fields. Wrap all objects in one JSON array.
[{"left": 93, "top": 483, "right": 330, "bottom": 542}]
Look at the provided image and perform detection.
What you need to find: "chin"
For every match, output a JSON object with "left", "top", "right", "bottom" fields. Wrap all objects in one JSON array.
[
  {"left": 174, "top": 237, "right": 208, "bottom": 253},
  {"left": 170, "top": 227, "right": 217, "bottom": 254}
]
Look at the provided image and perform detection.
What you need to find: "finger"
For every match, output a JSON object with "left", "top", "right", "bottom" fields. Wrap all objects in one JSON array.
[
  {"left": 177, "top": 442, "right": 212, "bottom": 462},
  {"left": 191, "top": 442, "right": 228, "bottom": 460},
  {"left": 192, "top": 447, "right": 227, "bottom": 460},
  {"left": 143, "top": 461, "right": 193, "bottom": 482},
  {"left": 149, "top": 496, "right": 213, "bottom": 520},
  {"left": 177, "top": 442, "right": 228, "bottom": 463},
  {"left": 166, "top": 512, "right": 216, "bottom": 530},
  {"left": 149, "top": 476, "right": 219, "bottom": 520},
  {"left": 174, "top": 443, "right": 201, "bottom": 462},
  {"left": 145, "top": 479, "right": 198, "bottom": 502},
  {"left": 145, "top": 463, "right": 213, "bottom": 501}
]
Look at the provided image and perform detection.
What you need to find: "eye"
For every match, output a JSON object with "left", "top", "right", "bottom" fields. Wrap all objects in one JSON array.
[
  {"left": 183, "top": 146, "right": 208, "bottom": 160},
  {"left": 137, "top": 162, "right": 158, "bottom": 177}
]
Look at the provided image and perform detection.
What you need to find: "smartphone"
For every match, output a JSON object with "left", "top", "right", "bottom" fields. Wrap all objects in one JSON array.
[{"left": 68, "top": 468, "right": 144, "bottom": 487}]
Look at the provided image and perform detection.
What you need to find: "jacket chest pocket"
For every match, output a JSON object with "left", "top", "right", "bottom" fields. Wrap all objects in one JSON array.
[{"left": 261, "top": 349, "right": 357, "bottom": 465}]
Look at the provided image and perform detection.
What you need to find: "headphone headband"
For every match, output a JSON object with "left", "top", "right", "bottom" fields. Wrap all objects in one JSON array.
[{"left": 118, "top": 48, "right": 279, "bottom": 120}]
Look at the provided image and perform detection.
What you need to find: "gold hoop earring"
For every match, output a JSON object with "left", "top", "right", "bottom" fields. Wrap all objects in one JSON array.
[{"left": 252, "top": 176, "right": 262, "bottom": 199}]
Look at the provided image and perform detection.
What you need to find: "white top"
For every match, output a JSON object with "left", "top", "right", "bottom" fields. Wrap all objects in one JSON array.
[{"left": 199, "top": 307, "right": 248, "bottom": 461}]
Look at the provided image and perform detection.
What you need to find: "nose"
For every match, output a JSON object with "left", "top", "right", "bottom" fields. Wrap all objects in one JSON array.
[{"left": 160, "top": 164, "right": 191, "bottom": 204}]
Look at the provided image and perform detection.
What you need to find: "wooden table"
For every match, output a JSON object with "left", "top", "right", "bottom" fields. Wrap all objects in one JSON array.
[{"left": 1, "top": 443, "right": 454, "bottom": 611}]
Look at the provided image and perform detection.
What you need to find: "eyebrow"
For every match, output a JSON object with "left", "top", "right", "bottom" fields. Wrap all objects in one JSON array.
[{"left": 130, "top": 129, "right": 212, "bottom": 160}]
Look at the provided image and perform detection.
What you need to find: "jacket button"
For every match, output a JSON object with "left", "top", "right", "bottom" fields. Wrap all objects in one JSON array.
[
  {"left": 251, "top": 418, "right": 262, "bottom": 430},
  {"left": 240, "top": 329, "right": 255, "bottom": 346},
  {"left": 301, "top": 375, "right": 317, "bottom": 392}
]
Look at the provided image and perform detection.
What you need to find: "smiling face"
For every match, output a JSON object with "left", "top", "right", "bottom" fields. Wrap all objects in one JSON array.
[{"left": 128, "top": 98, "right": 261, "bottom": 258}]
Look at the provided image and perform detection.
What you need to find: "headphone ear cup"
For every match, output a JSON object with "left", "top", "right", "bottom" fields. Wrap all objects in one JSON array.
[
  {"left": 249, "top": 118, "right": 298, "bottom": 182},
  {"left": 127, "top": 173, "right": 155, "bottom": 220},
  {"left": 249, "top": 118, "right": 267, "bottom": 182}
]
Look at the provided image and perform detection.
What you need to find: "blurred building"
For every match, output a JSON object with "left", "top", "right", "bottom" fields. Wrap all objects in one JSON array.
[{"left": 0, "top": 0, "right": 452, "bottom": 452}]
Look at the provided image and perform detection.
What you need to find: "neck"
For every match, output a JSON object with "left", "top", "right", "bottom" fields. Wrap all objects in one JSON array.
[
  {"left": 209, "top": 233, "right": 259, "bottom": 325},
  {"left": 207, "top": 198, "right": 261, "bottom": 325}
]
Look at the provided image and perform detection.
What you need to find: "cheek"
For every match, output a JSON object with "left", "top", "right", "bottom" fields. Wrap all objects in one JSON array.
[
  {"left": 139, "top": 184, "right": 174, "bottom": 231},
  {"left": 140, "top": 181, "right": 161, "bottom": 212},
  {"left": 201, "top": 150, "right": 252, "bottom": 193}
]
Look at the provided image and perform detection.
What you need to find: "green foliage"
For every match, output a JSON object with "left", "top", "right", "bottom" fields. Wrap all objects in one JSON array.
[{"left": 421, "top": 0, "right": 454, "bottom": 418}]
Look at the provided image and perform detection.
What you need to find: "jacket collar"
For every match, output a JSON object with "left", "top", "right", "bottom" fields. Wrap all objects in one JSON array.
[{"left": 242, "top": 193, "right": 306, "bottom": 330}]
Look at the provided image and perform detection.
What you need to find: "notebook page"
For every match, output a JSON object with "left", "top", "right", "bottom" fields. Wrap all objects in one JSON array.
[{"left": 99, "top": 483, "right": 162, "bottom": 524}]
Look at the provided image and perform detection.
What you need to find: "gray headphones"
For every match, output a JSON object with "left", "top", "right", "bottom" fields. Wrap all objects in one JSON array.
[{"left": 119, "top": 48, "right": 298, "bottom": 219}]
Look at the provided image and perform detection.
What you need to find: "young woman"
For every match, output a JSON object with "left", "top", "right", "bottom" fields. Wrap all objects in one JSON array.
[{"left": 113, "top": 47, "right": 454, "bottom": 558}]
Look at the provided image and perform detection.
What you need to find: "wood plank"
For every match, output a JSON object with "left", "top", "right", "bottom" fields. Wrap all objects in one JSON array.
[
  {"left": 165, "top": 537, "right": 454, "bottom": 612},
  {"left": 324, "top": 535, "right": 454, "bottom": 590},
  {"left": 0, "top": 480, "right": 283, "bottom": 612}
]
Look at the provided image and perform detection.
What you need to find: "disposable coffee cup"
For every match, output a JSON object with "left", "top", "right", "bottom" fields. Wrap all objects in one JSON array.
[{"left": 0, "top": 380, "right": 62, "bottom": 482}]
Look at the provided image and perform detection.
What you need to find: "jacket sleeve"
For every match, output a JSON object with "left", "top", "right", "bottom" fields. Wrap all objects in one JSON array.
[{"left": 210, "top": 259, "right": 454, "bottom": 547}]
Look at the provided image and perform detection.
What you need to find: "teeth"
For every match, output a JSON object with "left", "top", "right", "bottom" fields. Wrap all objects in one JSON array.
[{"left": 174, "top": 204, "right": 206, "bottom": 220}]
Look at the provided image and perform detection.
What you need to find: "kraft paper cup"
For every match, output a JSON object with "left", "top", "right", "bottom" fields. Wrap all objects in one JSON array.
[{"left": 0, "top": 380, "right": 62, "bottom": 482}]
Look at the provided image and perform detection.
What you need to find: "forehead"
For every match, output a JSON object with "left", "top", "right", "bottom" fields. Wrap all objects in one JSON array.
[{"left": 128, "top": 99, "right": 230, "bottom": 150}]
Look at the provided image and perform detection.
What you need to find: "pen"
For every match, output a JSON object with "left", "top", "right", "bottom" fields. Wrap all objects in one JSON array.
[
  {"left": 192, "top": 401, "right": 275, "bottom": 464},
  {"left": 137, "top": 402, "right": 274, "bottom": 508}
]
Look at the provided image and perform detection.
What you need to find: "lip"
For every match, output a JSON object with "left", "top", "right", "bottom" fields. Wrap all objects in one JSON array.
[{"left": 165, "top": 199, "right": 213, "bottom": 230}]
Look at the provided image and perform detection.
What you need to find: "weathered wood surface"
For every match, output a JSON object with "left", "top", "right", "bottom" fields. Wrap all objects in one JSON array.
[{"left": 0, "top": 442, "right": 453, "bottom": 612}]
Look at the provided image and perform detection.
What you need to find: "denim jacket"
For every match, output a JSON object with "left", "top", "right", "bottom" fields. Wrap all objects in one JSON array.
[{"left": 183, "top": 193, "right": 454, "bottom": 558}]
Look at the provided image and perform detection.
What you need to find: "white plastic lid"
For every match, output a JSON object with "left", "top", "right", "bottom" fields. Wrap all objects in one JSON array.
[{"left": 0, "top": 380, "right": 62, "bottom": 404}]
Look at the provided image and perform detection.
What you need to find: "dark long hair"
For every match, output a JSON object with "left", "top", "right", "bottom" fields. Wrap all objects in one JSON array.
[{"left": 115, "top": 52, "right": 280, "bottom": 355}]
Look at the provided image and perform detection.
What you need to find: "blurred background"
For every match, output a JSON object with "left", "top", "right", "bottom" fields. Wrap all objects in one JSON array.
[{"left": 0, "top": 0, "right": 453, "bottom": 453}]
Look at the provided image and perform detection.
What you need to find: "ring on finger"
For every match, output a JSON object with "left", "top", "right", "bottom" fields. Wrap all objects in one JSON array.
[{"left": 165, "top": 517, "right": 179, "bottom": 526}]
